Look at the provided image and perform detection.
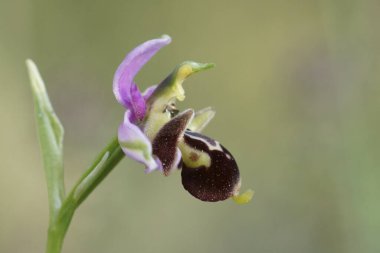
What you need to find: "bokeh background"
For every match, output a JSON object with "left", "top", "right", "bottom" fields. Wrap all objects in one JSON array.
[{"left": 1, "top": 0, "right": 379, "bottom": 252}]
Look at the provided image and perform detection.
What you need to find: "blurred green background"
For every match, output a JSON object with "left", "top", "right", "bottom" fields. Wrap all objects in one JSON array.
[{"left": 1, "top": 0, "right": 379, "bottom": 252}]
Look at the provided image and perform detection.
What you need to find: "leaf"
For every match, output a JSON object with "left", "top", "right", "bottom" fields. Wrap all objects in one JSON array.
[{"left": 26, "top": 59, "right": 65, "bottom": 221}]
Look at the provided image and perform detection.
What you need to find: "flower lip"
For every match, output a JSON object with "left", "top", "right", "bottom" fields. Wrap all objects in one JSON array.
[{"left": 180, "top": 130, "right": 241, "bottom": 202}]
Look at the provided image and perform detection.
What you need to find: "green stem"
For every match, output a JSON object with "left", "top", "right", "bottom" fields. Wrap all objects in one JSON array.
[
  {"left": 46, "top": 228, "right": 64, "bottom": 253},
  {"left": 46, "top": 205, "right": 74, "bottom": 253},
  {"left": 45, "top": 137, "right": 125, "bottom": 253}
]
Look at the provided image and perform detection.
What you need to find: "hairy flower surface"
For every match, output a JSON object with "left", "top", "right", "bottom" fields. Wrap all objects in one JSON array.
[{"left": 113, "top": 35, "right": 252, "bottom": 203}]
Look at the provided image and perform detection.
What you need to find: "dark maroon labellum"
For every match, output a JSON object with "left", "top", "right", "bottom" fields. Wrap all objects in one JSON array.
[{"left": 181, "top": 131, "right": 240, "bottom": 202}]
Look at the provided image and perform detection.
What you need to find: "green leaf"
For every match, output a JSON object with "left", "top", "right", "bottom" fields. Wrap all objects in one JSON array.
[{"left": 26, "top": 59, "right": 65, "bottom": 222}]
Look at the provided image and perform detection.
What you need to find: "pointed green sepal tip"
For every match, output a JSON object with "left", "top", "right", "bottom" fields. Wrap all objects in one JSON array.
[{"left": 232, "top": 189, "right": 254, "bottom": 205}]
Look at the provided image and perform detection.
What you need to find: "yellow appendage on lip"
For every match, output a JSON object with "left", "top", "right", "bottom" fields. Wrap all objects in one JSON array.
[{"left": 232, "top": 189, "right": 254, "bottom": 204}]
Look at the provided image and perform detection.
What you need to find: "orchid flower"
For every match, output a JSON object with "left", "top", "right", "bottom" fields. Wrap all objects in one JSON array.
[{"left": 113, "top": 35, "right": 253, "bottom": 204}]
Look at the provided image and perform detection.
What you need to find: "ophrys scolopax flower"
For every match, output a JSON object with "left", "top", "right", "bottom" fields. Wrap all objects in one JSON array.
[{"left": 113, "top": 35, "right": 253, "bottom": 204}]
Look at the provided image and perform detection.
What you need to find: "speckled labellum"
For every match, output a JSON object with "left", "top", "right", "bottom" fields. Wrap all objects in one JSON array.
[{"left": 180, "top": 131, "right": 241, "bottom": 202}]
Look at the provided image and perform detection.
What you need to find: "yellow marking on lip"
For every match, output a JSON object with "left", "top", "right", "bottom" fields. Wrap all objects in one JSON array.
[{"left": 179, "top": 141, "right": 211, "bottom": 169}]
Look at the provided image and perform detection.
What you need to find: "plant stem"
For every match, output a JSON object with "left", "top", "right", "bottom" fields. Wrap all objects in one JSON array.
[
  {"left": 45, "top": 137, "right": 125, "bottom": 253},
  {"left": 45, "top": 208, "right": 74, "bottom": 253}
]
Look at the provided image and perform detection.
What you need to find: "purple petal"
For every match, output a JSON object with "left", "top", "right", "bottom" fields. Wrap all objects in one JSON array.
[
  {"left": 127, "top": 82, "right": 146, "bottom": 122},
  {"left": 118, "top": 110, "right": 161, "bottom": 173},
  {"left": 113, "top": 35, "right": 172, "bottom": 120},
  {"left": 128, "top": 84, "right": 158, "bottom": 123}
]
